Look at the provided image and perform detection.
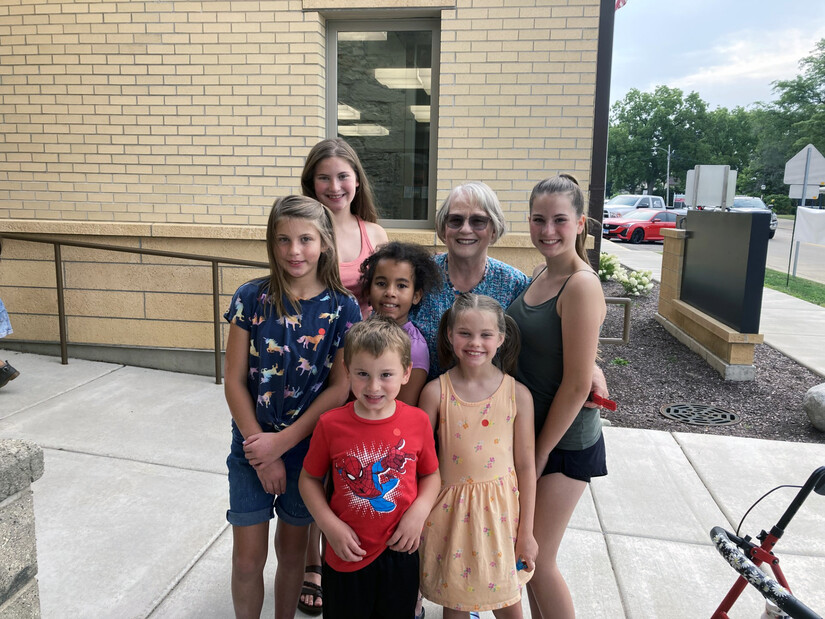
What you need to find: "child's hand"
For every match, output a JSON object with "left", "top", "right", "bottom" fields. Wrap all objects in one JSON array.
[
  {"left": 386, "top": 507, "right": 426, "bottom": 553},
  {"left": 255, "top": 458, "right": 286, "bottom": 495},
  {"left": 515, "top": 533, "right": 539, "bottom": 573},
  {"left": 585, "top": 365, "right": 609, "bottom": 408},
  {"left": 243, "top": 432, "right": 289, "bottom": 468},
  {"left": 326, "top": 519, "right": 367, "bottom": 562}
]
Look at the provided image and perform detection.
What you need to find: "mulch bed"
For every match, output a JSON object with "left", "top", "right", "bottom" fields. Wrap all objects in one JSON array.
[{"left": 598, "top": 281, "right": 824, "bottom": 444}]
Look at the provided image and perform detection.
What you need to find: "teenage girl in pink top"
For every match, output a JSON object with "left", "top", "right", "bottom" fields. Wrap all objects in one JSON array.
[
  {"left": 298, "top": 138, "right": 389, "bottom": 614},
  {"left": 301, "top": 138, "right": 389, "bottom": 319}
]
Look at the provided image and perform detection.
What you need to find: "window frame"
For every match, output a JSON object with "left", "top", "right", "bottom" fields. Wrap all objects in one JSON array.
[{"left": 326, "top": 19, "right": 441, "bottom": 229}]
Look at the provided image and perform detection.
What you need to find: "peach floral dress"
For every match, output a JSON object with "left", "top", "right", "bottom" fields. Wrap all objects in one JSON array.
[{"left": 419, "top": 373, "right": 532, "bottom": 612}]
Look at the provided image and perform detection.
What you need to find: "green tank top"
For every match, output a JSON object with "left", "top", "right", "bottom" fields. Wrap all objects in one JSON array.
[{"left": 506, "top": 270, "right": 602, "bottom": 451}]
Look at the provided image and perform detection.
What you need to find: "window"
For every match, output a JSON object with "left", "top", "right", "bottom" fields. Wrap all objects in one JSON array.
[
  {"left": 638, "top": 197, "right": 650, "bottom": 208},
  {"left": 328, "top": 20, "right": 440, "bottom": 227}
]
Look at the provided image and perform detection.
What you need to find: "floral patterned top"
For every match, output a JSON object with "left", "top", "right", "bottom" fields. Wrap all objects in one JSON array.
[{"left": 409, "top": 254, "right": 530, "bottom": 380}]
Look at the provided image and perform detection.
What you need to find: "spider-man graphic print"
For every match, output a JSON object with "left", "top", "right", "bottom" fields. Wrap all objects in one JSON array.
[
  {"left": 303, "top": 400, "right": 439, "bottom": 572},
  {"left": 335, "top": 439, "right": 416, "bottom": 513}
]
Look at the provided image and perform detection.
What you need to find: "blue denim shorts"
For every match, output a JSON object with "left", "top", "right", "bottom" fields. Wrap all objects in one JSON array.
[
  {"left": 0, "top": 298, "right": 12, "bottom": 338},
  {"left": 226, "top": 424, "right": 313, "bottom": 527}
]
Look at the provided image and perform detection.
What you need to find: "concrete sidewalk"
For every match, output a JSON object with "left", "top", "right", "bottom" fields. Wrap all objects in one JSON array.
[
  {"left": 601, "top": 239, "right": 825, "bottom": 378},
  {"left": 2, "top": 350, "right": 825, "bottom": 618}
]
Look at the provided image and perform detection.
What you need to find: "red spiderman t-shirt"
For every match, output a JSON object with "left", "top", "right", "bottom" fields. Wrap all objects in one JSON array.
[{"left": 303, "top": 400, "right": 439, "bottom": 572}]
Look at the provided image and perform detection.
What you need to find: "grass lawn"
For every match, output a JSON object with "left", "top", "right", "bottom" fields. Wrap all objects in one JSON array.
[
  {"left": 777, "top": 214, "right": 795, "bottom": 220},
  {"left": 764, "top": 268, "right": 825, "bottom": 307}
]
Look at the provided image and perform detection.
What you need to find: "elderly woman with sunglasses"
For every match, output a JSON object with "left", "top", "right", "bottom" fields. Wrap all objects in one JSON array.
[
  {"left": 409, "top": 182, "right": 531, "bottom": 380},
  {"left": 411, "top": 182, "right": 610, "bottom": 390}
]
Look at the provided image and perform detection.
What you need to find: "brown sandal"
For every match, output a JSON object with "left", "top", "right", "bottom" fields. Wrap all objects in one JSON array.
[{"left": 297, "top": 564, "right": 322, "bottom": 616}]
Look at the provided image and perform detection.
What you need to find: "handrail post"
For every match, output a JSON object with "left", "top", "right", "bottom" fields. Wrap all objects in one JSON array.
[
  {"left": 212, "top": 261, "right": 222, "bottom": 385},
  {"left": 53, "top": 243, "right": 68, "bottom": 365}
]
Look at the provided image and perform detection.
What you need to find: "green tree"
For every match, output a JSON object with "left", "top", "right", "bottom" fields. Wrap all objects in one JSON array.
[
  {"left": 750, "top": 38, "right": 825, "bottom": 193},
  {"left": 607, "top": 86, "right": 713, "bottom": 197}
]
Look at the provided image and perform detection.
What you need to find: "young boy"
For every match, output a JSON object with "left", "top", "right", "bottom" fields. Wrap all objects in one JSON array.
[{"left": 299, "top": 316, "right": 440, "bottom": 619}]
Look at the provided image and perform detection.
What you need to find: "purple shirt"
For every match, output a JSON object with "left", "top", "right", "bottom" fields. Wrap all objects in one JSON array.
[
  {"left": 402, "top": 320, "right": 429, "bottom": 373},
  {"left": 409, "top": 254, "right": 530, "bottom": 379}
]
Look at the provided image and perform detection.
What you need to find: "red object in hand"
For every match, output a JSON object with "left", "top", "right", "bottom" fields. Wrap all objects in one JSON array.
[{"left": 589, "top": 391, "right": 617, "bottom": 411}]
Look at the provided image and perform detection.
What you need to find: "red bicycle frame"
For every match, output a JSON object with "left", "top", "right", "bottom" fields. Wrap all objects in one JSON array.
[{"left": 711, "top": 466, "right": 825, "bottom": 619}]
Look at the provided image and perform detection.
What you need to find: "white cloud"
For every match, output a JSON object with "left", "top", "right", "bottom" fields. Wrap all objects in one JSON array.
[
  {"left": 672, "top": 27, "right": 825, "bottom": 106},
  {"left": 610, "top": 0, "right": 825, "bottom": 109}
]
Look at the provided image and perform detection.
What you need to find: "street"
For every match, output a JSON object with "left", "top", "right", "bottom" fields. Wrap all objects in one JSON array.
[{"left": 610, "top": 218, "right": 825, "bottom": 285}]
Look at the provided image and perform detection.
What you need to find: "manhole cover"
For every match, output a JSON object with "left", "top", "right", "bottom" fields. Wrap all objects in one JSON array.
[{"left": 660, "top": 403, "right": 741, "bottom": 426}]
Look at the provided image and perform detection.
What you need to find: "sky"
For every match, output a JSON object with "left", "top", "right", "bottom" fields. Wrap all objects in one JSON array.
[{"left": 610, "top": 0, "right": 825, "bottom": 110}]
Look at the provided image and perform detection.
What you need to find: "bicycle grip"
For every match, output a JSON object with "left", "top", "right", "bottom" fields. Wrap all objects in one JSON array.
[{"left": 710, "top": 526, "right": 821, "bottom": 619}]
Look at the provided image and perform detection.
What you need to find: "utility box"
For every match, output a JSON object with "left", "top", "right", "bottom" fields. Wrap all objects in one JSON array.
[{"left": 684, "top": 165, "right": 737, "bottom": 209}]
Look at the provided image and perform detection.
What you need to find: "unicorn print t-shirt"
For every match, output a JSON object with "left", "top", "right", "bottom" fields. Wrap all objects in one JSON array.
[{"left": 224, "top": 280, "right": 361, "bottom": 431}]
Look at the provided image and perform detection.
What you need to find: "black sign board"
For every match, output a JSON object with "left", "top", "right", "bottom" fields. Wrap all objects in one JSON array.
[{"left": 680, "top": 210, "right": 770, "bottom": 333}]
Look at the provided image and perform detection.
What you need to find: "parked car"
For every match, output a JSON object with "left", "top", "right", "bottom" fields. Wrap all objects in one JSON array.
[
  {"left": 673, "top": 194, "right": 686, "bottom": 209},
  {"left": 730, "top": 196, "right": 778, "bottom": 239},
  {"left": 602, "top": 208, "right": 678, "bottom": 244},
  {"left": 603, "top": 194, "right": 667, "bottom": 218}
]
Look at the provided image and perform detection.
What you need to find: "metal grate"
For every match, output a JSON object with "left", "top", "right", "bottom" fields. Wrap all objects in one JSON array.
[{"left": 660, "top": 403, "right": 741, "bottom": 426}]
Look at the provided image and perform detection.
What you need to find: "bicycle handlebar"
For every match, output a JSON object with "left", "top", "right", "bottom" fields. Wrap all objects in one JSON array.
[{"left": 710, "top": 527, "right": 821, "bottom": 619}]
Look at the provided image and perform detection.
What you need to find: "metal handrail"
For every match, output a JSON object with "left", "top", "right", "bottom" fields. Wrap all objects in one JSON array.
[
  {"left": 0, "top": 232, "right": 268, "bottom": 384},
  {"left": 602, "top": 296, "right": 632, "bottom": 345},
  {"left": 1, "top": 232, "right": 632, "bottom": 384}
]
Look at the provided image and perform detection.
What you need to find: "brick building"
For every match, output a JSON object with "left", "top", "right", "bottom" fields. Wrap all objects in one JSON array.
[{"left": 0, "top": 0, "right": 612, "bottom": 369}]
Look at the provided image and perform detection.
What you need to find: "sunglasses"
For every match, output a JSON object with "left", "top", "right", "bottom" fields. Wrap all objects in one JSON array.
[{"left": 445, "top": 214, "right": 491, "bottom": 231}]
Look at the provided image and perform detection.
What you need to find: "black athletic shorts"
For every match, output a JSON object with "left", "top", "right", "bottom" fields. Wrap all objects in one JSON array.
[
  {"left": 542, "top": 432, "right": 607, "bottom": 482},
  {"left": 322, "top": 547, "right": 419, "bottom": 619}
]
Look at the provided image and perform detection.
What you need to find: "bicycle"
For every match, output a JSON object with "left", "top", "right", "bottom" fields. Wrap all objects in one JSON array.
[{"left": 710, "top": 466, "right": 825, "bottom": 619}]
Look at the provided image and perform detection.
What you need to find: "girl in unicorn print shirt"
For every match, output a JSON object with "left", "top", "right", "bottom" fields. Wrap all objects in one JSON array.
[{"left": 223, "top": 195, "right": 361, "bottom": 619}]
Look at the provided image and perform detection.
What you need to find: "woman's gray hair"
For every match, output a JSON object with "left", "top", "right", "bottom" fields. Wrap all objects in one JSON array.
[{"left": 435, "top": 182, "right": 507, "bottom": 244}]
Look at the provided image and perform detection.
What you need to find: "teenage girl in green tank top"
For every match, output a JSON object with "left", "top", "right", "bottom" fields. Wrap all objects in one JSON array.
[{"left": 506, "top": 175, "right": 606, "bottom": 619}]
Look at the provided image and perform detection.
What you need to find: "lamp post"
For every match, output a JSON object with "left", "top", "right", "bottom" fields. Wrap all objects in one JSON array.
[{"left": 653, "top": 144, "right": 672, "bottom": 206}]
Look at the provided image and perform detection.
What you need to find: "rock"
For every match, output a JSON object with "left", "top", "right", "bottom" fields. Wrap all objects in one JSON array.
[{"left": 803, "top": 383, "right": 825, "bottom": 432}]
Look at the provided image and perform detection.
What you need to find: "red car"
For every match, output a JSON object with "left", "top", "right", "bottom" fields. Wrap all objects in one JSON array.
[{"left": 602, "top": 209, "right": 678, "bottom": 244}]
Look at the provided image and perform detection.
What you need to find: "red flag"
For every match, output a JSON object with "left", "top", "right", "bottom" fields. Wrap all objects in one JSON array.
[{"left": 615, "top": 0, "right": 626, "bottom": 9}]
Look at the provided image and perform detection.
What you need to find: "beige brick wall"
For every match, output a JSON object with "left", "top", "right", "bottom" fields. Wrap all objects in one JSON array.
[
  {"left": 0, "top": 0, "right": 599, "bottom": 231},
  {"left": 0, "top": 0, "right": 327, "bottom": 226},
  {"left": 2, "top": 221, "right": 583, "bottom": 351},
  {"left": 437, "top": 0, "right": 599, "bottom": 233}
]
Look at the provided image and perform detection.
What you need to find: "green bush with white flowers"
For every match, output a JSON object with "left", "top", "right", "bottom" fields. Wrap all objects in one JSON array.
[
  {"left": 599, "top": 253, "right": 653, "bottom": 296},
  {"left": 598, "top": 252, "right": 626, "bottom": 282},
  {"left": 615, "top": 269, "right": 654, "bottom": 296}
]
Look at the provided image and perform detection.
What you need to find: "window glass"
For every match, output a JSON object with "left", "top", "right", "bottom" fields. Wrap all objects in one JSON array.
[
  {"left": 638, "top": 197, "right": 650, "bottom": 207},
  {"left": 606, "top": 195, "right": 637, "bottom": 206},
  {"left": 330, "top": 23, "right": 438, "bottom": 224}
]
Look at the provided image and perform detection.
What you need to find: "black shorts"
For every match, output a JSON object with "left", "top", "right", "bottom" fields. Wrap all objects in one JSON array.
[
  {"left": 542, "top": 433, "right": 607, "bottom": 482},
  {"left": 322, "top": 547, "right": 419, "bottom": 619}
]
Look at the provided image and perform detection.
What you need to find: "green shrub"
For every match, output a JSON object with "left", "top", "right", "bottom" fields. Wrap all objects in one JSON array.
[
  {"left": 615, "top": 269, "right": 654, "bottom": 296},
  {"left": 598, "top": 252, "right": 626, "bottom": 282},
  {"left": 764, "top": 194, "right": 793, "bottom": 214}
]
